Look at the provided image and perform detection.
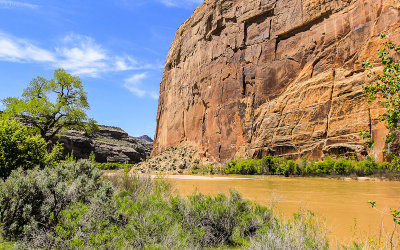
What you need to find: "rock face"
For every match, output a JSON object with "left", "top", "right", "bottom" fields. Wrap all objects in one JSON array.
[
  {"left": 132, "top": 144, "right": 216, "bottom": 174},
  {"left": 53, "top": 126, "right": 152, "bottom": 164},
  {"left": 153, "top": 0, "right": 400, "bottom": 162}
]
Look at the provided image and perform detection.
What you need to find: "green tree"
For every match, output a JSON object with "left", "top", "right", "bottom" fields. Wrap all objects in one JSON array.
[
  {"left": 363, "top": 33, "right": 400, "bottom": 249},
  {"left": 0, "top": 117, "right": 61, "bottom": 179},
  {"left": 2, "top": 68, "right": 98, "bottom": 142},
  {"left": 362, "top": 31, "right": 400, "bottom": 167}
]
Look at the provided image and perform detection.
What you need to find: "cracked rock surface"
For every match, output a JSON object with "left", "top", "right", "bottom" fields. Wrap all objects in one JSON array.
[{"left": 152, "top": 0, "right": 400, "bottom": 162}]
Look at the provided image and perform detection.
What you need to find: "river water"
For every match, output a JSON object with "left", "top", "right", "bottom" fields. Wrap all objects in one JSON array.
[{"left": 165, "top": 175, "right": 400, "bottom": 244}]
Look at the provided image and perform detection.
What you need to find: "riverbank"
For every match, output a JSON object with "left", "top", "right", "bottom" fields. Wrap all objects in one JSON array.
[
  {"left": 119, "top": 153, "right": 400, "bottom": 181},
  {"left": 1, "top": 160, "right": 331, "bottom": 249},
  {"left": 102, "top": 170, "right": 400, "bottom": 248},
  {"left": 104, "top": 170, "right": 397, "bottom": 182},
  {"left": 2, "top": 161, "right": 399, "bottom": 248}
]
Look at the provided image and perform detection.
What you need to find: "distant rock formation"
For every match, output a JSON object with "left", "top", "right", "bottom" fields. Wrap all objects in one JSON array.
[
  {"left": 52, "top": 126, "right": 152, "bottom": 164},
  {"left": 152, "top": 0, "right": 400, "bottom": 162},
  {"left": 136, "top": 135, "right": 154, "bottom": 145}
]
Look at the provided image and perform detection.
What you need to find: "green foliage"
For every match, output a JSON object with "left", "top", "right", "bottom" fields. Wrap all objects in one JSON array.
[
  {"left": 88, "top": 151, "right": 96, "bottom": 163},
  {"left": 10, "top": 170, "right": 273, "bottom": 249},
  {"left": 0, "top": 158, "right": 331, "bottom": 249},
  {"left": 2, "top": 68, "right": 98, "bottom": 142},
  {"left": 250, "top": 210, "right": 329, "bottom": 249},
  {"left": 0, "top": 160, "right": 112, "bottom": 242},
  {"left": 0, "top": 229, "right": 14, "bottom": 249},
  {"left": 259, "top": 155, "right": 281, "bottom": 175},
  {"left": 333, "top": 159, "right": 354, "bottom": 175},
  {"left": 0, "top": 117, "right": 61, "bottom": 179},
  {"left": 94, "top": 162, "right": 134, "bottom": 170},
  {"left": 315, "top": 157, "right": 334, "bottom": 175},
  {"left": 223, "top": 155, "right": 395, "bottom": 177},
  {"left": 362, "top": 32, "right": 400, "bottom": 166},
  {"left": 171, "top": 190, "right": 271, "bottom": 247},
  {"left": 356, "top": 157, "right": 377, "bottom": 176}
]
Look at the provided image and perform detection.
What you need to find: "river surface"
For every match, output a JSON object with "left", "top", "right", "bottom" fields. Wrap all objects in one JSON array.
[{"left": 163, "top": 175, "right": 400, "bottom": 244}]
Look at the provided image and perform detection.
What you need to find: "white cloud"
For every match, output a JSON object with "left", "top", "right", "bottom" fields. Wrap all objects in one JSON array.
[
  {"left": 115, "top": 57, "right": 136, "bottom": 71},
  {"left": 0, "top": 31, "right": 162, "bottom": 78},
  {"left": 0, "top": 32, "right": 55, "bottom": 62},
  {"left": 0, "top": 0, "right": 38, "bottom": 9},
  {"left": 158, "top": 0, "right": 203, "bottom": 7},
  {"left": 0, "top": 31, "right": 160, "bottom": 98},
  {"left": 55, "top": 34, "right": 109, "bottom": 77},
  {"left": 114, "top": 56, "right": 163, "bottom": 71},
  {"left": 124, "top": 72, "right": 159, "bottom": 99}
]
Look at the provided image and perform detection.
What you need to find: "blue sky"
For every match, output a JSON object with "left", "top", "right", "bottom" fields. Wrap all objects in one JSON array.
[{"left": 0, "top": 0, "right": 202, "bottom": 138}]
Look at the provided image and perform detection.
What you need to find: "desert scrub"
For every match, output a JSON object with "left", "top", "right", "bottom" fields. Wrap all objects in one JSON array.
[
  {"left": 0, "top": 160, "right": 112, "bottom": 244},
  {"left": 47, "top": 178, "right": 272, "bottom": 249},
  {"left": 249, "top": 209, "right": 329, "bottom": 250},
  {"left": 0, "top": 161, "right": 331, "bottom": 249}
]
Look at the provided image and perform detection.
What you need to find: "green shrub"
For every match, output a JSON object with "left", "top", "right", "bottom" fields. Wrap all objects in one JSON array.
[
  {"left": 225, "top": 160, "right": 238, "bottom": 174},
  {"left": 276, "top": 160, "right": 290, "bottom": 177},
  {"left": 298, "top": 158, "right": 308, "bottom": 175},
  {"left": 287, "top": 160, "right": 300, "bottom": 176},
  {"left": 224, "top": 155, "right": 398, "bottom": 177},
  {"left": 303, "top": 162, "right": 316, "bottom": 175},
  {"left": 30, "top": 174, "right": 272, "bottom": 249},
  {"left": 333, "top": 159, "right": 354, "bottom": 175},
  {"left": 315, "top": 157, "right": 335, "bottom": 175},
  {"left": 236, "top": 159, "right": 259, "bottom": 175},
  {"left": 249, "top": 210, "right": 329, "bottom": 249},
  {"left": 356, "top": 157, "right": 377, "bottom": 176},
  {"left": 0, "top": 160, "right": 112, "bottom": 242},
  {"left": 259, "top": 156, "right": 281, "bottom": 175},
  {"left": 0, "top": 118, "right": 61, "bottom": 179},
  {"left": 172, "top": 190, "right": 271, "bottom": 247},
  {"left": 94, "top": 162, "right": 133, "bottom": 170}
]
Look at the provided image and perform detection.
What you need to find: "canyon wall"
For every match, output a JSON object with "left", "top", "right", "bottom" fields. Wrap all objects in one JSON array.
[
  {"left": 52, "top": 126, "right": 152, "bottom": 164},
  {"left": 153, "top": 0, "right": 400, "bottom": 162}
]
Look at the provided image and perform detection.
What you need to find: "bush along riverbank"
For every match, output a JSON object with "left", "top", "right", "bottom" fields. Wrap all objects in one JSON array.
[
  {"left": 0, "top": 160, "right": 332, "bottom": 249},
  {"left": 1, "top": 160, "right": 399, "bottom": 249},
  {"left": 188, "top": 156, "right": 400, "bottom": 180}
]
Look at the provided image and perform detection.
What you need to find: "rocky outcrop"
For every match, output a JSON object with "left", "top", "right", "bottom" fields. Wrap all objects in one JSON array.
[
  {"left": 53, "top": 126, "right": 152, "bottom": 164},
  {"left": 132, "top": 144, "right": 216, "bottom": 174},
  {"left": 153, "top": 0, "right": 400, "bottom": 162},
  {"left": 136, "top": 135, "right": 154, "bottom": 145}
]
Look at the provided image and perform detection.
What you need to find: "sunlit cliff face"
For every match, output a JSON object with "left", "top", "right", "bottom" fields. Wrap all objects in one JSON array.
[{"left": 153, "top": 0, "right": 400, "bottom": 162}]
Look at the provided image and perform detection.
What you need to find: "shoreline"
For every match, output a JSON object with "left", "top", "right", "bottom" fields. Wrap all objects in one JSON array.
[{"left": 103, "top": 170, "right": 397, "bottom": 182}]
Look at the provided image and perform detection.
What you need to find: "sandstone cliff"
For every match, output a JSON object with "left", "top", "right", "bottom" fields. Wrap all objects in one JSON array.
[
  {"left": 153, "top": 0, "right": 400, "bottom": 162},
  {"left": 52, "top": 126, "right": 152, "bottom": 164}
]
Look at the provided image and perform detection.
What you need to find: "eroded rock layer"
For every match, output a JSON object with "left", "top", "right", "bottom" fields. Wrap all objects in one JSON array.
[
  {"left": 153, "top": 0, "right": 400, "bottom": 162},
  {"left": 52, "top": 126, "right": 152, "bottom": 164}
]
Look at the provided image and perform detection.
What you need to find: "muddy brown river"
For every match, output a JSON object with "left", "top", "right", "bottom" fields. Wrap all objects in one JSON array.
[{"left": 163, "top": 175, "right": 400, "bottom": 244}]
